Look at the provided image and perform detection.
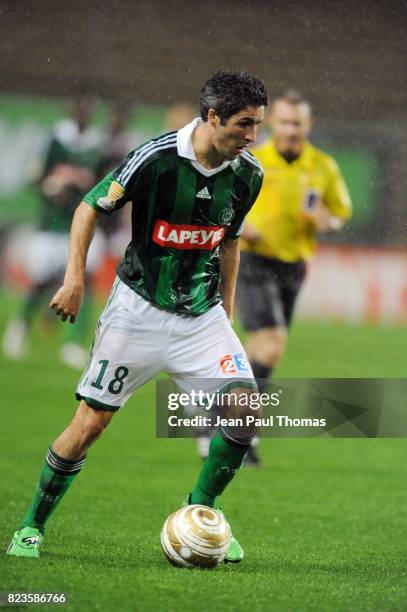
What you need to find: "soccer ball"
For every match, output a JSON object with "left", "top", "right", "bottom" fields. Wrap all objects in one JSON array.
[{"left": 160, "top": 505, "right": 231, "bottom": 568}]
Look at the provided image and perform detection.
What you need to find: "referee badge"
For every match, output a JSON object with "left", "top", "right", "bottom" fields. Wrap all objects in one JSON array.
[{"left": 303, "top": 188, "right": 321, "bottom": 211}]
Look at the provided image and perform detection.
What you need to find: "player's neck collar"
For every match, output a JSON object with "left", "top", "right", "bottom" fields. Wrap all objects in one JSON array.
[{"left": 177, "top": 117, "right": 232, "bottom": 177}]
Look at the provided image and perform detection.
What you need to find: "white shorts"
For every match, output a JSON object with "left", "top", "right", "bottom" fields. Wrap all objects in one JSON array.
[{"left": 76, "top": 277, "right": 255, "bottom": 411}]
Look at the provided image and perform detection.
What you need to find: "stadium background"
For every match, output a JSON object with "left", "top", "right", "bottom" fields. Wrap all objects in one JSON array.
[{"left": 1, "top": 1, "right": 406, "bottom": 610}]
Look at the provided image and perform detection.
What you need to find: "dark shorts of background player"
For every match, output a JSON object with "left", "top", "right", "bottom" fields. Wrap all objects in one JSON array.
[{"left": 236, "top": 252, "right": 306, "bottom": 332}]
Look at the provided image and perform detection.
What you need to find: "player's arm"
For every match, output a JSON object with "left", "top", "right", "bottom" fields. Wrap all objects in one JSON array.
[
  {"left": 49, "top": 202, "right": 98, "bottom": 323},
  {"left": 304, "top": 203, "right": 344, "bottom": 233},
  {"left": 305, "top": 157, "right": 352, "bottom": 233},
  {"left": 220, "top": 237, "right": 240, "bottom": 322},
  {"left": 49, "top": 143, "right": 148, "bottom": 322},
  {"left": 49, "top": 145, "right": 147, "bottom": 322}
]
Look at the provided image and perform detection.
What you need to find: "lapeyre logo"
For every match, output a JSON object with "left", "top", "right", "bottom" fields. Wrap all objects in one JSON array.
[{"left": 153, "top": 219, "right": 225, "bottom": 250}]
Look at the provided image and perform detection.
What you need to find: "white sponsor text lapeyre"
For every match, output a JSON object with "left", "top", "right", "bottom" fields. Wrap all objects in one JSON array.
[{"left": 153, "top": 219, "right": 225, "bottom": 250}]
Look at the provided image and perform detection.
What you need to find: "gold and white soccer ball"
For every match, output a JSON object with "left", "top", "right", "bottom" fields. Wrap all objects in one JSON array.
[{"left": 160, "top": 505, "right": 231, "bottom": 568}]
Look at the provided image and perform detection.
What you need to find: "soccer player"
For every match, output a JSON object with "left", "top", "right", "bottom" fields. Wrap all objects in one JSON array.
[
  {"left": 2, "top": 96, "right": 105, "bottom": 368},
  {"left": 7, "top": 71, "right": 268, "bottom": 563},
  {"left": 236, "top": 91, "right": 352, "bottom": 463}
]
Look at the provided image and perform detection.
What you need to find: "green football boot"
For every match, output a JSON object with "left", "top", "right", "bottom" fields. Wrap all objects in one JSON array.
[
  {"left": 215, "top": 508, "right": 244, "bottom": 563},
  {"left": 6, "top": 527, "right": 43, "bottom": 558},
  {"left": 183, "top": 495, "right": 244, "bottom": 563}
]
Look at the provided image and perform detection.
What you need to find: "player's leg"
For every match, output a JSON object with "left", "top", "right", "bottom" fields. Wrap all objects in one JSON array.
[
  {"left": 235, "top": 254, "right": 286, "bottom": 465},
  {"left": 7, "top": 399, "right": 115, "bottom": 558},
  {"left": 238, "top": 256, "right": 306, "bottom": 386},
  {"left": 237, "top": 257, "right": 306, "bottom": 464},
  {"left": 20, "top": 401, "right": 114, "bottom": 532},
  {"left": 245, "top": 325, "right": 287, "bottom": 389},
  {"left": 8, "top": 278, "right": 165, "bottom": 557},
  {"left": 170, "top": 308, "right": 260, "bottom": 561},
  {"left": 2, "top": 281, "right": 50, "bottom": 359},
  {"left": 236, "top": 253, "right": 288, "bottom": 392},
  {"left": 190, "top": 386, "right": 259, "bottom": 507},
  {"left": 170, "top": 307, "right": 259, "bottom": 505},
  {"left": 2, "top": 232, "right": 68, "bottom": 359}
]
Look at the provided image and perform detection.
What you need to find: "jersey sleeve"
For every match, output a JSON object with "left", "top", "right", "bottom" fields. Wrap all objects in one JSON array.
[
  {"left": 323, "top": 157, "right": 352, "bottom": 220},
  {"left": 83, "top": 169, "right": 129, "bottom": 215},
  {"left": 226, "top": 171, "right": 263, "bottom": 239},
  {"left": 83, "top": 146, "right": 149, "bottom": 215}
]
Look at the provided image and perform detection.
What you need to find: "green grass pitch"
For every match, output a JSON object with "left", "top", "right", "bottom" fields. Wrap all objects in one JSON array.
[{"left": 0, "top": 292, "right": 406, "bottom": 611}]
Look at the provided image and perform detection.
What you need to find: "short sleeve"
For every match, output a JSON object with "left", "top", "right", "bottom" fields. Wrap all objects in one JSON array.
[
  {"left": 323, "top": 157, "right": 352, "bottom": 220},
  {"left": 83, "top": 170, "right": 129, "bottom": 215},
  {"left": 83, "top": 147, "right": 148, "bottom": 215}
]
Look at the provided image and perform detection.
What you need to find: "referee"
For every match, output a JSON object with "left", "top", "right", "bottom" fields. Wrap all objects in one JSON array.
[{"left": 237, "top": 91, "right": 352, "bottom": 464}]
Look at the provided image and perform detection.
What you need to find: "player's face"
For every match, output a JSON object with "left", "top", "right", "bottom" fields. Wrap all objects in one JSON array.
[
  {"left": 211, "top": 106, "right": 265, "bottom": 160},
  {"left": 270, "top": 100, "right": 311, "bottom": 154}
]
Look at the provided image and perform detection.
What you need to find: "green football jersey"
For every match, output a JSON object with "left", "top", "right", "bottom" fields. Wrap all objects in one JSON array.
[{"left": 84, "top": 119, "right": 263, "bottom": 316}]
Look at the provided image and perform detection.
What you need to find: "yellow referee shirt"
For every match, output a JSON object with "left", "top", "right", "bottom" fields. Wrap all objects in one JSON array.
[{"left": 240, "top": 139, "right": 352, "bottom": 262}]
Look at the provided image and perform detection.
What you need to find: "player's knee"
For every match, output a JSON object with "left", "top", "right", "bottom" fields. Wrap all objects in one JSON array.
[
  {"left": 221, "top": 387, "right": 262, "bottom": 441},
  {"left": 261, "top": 345, "right": 284, "bottom": 367},
  {"left": 257, "top": 328, "right": 287, "bottom": 367}
]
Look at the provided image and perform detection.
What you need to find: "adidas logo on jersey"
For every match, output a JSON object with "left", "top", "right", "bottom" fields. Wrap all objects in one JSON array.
[{"left": 196, "top": 187, "right": 211, "bottom": 199}]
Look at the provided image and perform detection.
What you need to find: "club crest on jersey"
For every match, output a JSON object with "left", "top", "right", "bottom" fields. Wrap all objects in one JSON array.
[
  {"left": 220, "top": 353, "right": 249, "bottom": 375},
  {"left": 218, "top": 207, "right": 235, "bottom": 225},
  {"left": 153, "top": 219, "right": 225, "bottom": 250}
]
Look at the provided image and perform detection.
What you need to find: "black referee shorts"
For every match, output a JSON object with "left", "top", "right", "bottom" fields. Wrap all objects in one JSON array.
[{"left": 236, "top": 252, "right": 306, "bottom": 332}]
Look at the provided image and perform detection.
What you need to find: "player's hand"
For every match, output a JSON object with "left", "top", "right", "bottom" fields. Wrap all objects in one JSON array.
[
  {"left": 49, "top": 280, "right": 85, "bottom": 324},
  {"left": 303, "top": 203, "right": 342, "bottom": 232}
]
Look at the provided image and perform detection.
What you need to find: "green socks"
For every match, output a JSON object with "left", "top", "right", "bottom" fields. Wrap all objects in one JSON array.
[
  {"left": 190, "top": 432, "right": 248, "bottom": 507},
  {"left": 21, "top": 447, "right": 86, "bottom": 533},
  {"left": 21, "top": 433, "right": 246, "bottom": 532}
]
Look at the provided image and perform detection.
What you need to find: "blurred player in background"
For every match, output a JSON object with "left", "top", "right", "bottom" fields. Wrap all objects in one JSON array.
[
  {"left": 2, "top": 96, "right": 105, "bottom": 368},
  {"left": 96, "top": 102, "right": 134, "bottom": 260},
  {"left": 99, "top": 103, "right": 134, "bottom": 175},
  {"left": 236, "top": 90, "right": 352, "bottom": 464},
  {"left": 164, "top": 101, "right": 196, "bottom": 131}
]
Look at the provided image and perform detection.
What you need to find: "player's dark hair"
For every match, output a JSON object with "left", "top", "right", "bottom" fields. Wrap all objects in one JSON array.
[{"left": 200, "top": 70, "right": 268, "bottom": 124}]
